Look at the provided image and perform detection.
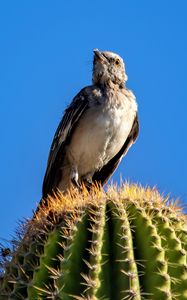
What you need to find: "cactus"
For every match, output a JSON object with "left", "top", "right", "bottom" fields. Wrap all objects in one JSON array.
[{"left": 0, "top": 184, "right": 187, "bottom": 300}]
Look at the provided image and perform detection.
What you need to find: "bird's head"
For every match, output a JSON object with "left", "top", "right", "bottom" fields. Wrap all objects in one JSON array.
[{"left": 92, "top": 49, "right": 128, "bottom": 88}]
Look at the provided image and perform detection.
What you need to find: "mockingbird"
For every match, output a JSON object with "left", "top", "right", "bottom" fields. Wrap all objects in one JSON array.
[{"left": 42, "top": 49, "right": 139, "bottom": 200}]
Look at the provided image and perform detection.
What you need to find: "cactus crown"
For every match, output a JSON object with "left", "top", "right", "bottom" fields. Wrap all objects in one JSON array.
[{"left": 0, "top": 184, "right": 187, "bottom": 300}]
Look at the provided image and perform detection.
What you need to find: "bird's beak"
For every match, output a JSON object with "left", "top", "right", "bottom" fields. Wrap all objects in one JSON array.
[{"left": 93, "top": 49, "right": 107, "bottom": 63}]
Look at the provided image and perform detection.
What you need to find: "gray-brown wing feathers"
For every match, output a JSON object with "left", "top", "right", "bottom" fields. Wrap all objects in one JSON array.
[
  {"left": 42, "top": 89, "right": 89, "bottom": 198},
  {"left": 92, "top": 114, "right": 139, "bottom": 185}
]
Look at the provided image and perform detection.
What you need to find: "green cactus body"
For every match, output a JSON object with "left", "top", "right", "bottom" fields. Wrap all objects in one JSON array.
[{"left": 0, "top": 185, "right": 187, "bottom": 299}]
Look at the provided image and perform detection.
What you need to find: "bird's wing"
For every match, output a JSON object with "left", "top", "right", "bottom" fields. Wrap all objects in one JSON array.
[
  {"left": 92, "top": 114, "right": 139, "bottom": 185},
  {"left": 42, "top": 88, "right": 89, "bottom": 197}
]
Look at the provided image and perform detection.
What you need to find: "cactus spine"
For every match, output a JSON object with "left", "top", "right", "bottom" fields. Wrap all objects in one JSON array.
[{"left": 0, "top": 184, "right": 187, "bottom": 299}]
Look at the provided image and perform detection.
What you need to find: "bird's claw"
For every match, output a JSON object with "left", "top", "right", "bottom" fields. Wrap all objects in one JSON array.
[
  {"left": 70, "top": 166, "right": 81, "bottom": 190},
  {"left": 71, "top": 177, "right": 82, "bottom": 190}
]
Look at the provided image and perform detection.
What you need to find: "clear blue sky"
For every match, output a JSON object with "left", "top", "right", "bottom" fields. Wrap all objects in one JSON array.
[{"left": 0, "top": 1, "right": 187, "bottom": 239}]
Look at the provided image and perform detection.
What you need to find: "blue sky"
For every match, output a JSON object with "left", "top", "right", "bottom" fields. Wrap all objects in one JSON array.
[{"left": 0, "top": 1, "right": 187, "bottom": 239}]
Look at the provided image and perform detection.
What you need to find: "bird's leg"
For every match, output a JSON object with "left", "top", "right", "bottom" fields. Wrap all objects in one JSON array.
[{"left": 70, "top": 165, "right": 81, "bottom": 190}]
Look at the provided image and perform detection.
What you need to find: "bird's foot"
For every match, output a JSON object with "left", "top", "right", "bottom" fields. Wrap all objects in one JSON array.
[
  {"left": 84, "top": 179, "right": 93, "bottom": 190},
  {"left": 82, "top": 174, "right": 94, "bottom": 191},
  {"left": 70, "top": 166, "right": 81, "bottom": 190},
  {"left": 71, "top": 177, "right": 82, "bottom": 190}
]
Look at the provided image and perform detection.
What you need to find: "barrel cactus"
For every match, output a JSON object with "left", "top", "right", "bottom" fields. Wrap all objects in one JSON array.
[{"left": 0, "top": 184, "right": 187, "bottom": 300}]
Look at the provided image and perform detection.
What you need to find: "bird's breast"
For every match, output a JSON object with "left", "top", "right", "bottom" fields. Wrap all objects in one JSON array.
[{"left": 67, "top": 94, "right": 137, "bottom": 176}]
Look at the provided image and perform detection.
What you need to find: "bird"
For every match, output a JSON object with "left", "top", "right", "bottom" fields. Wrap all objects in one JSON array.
[{"left": 42, "top": 49, "right": 139, "bottom": 202}]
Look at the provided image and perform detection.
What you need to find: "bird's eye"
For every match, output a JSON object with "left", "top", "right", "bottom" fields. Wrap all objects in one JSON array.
[{"left": 115, "top": 59, "right": 120, "bottom": 65}]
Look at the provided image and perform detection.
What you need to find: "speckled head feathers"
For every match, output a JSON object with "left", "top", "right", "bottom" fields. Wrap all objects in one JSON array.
[{"left": 92, "top": 49, "right": 128, "bottom": 87}]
